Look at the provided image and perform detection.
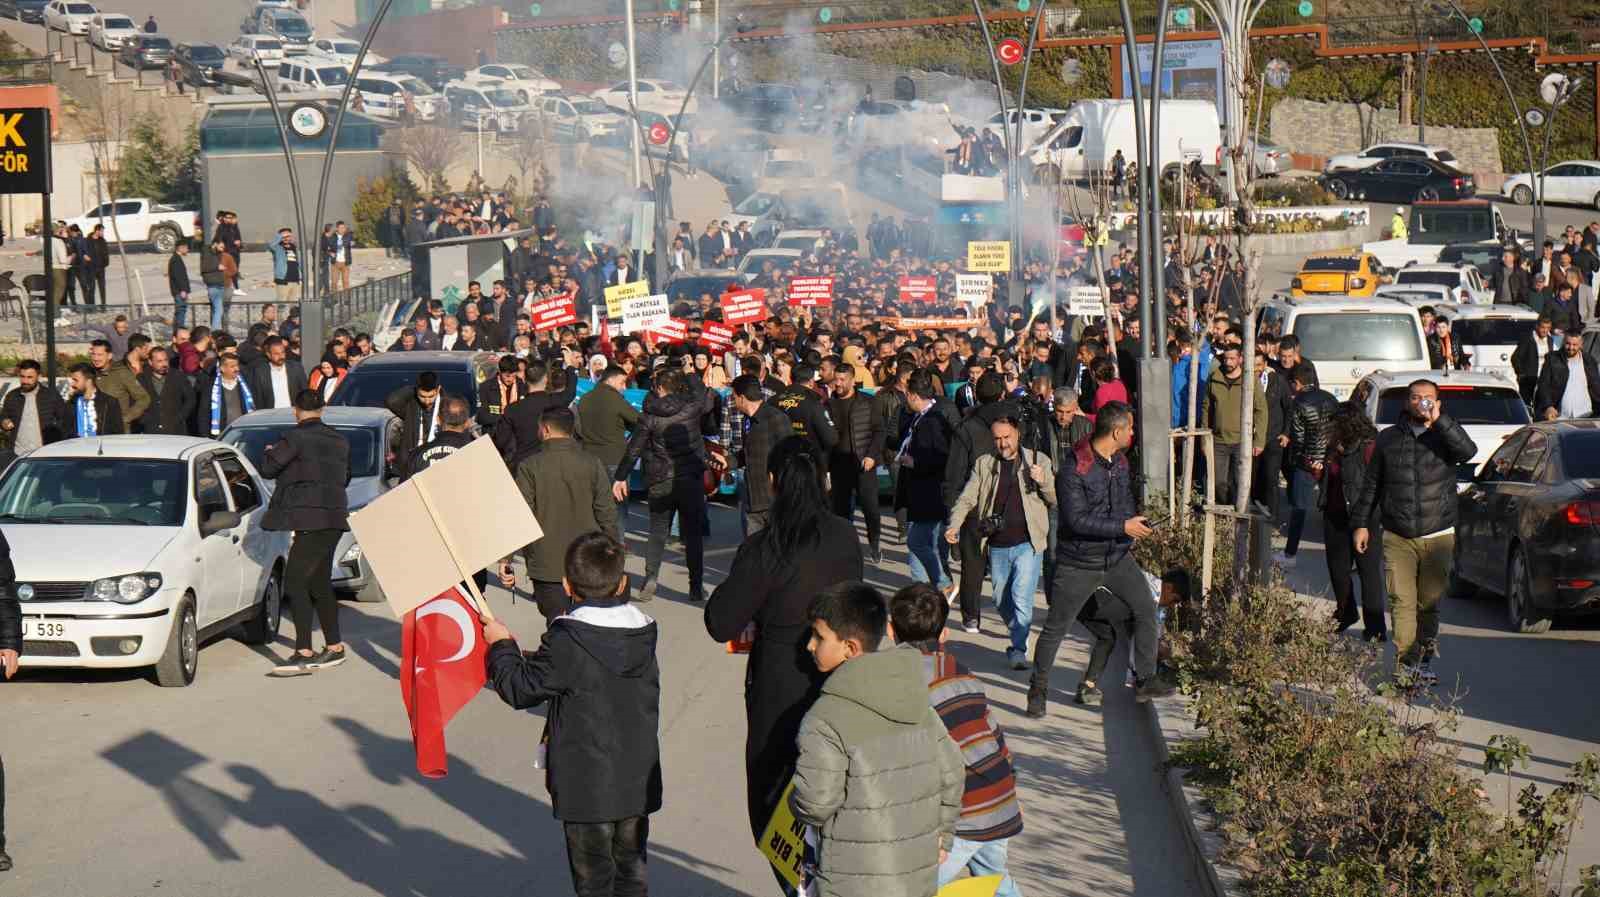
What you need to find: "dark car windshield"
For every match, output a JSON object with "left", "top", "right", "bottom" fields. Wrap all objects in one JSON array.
[
  {"left": 1561, "top": 431, "right": 1600, "bottom": 477},
  {"left": 331, "top": 367, "right": 481, "bottom": 413},
  {"left": 1376, "top": 386, "right": 1530, "bottom": 426},
  {"left": 1448, "top": 317, "right": 1534, "bottom": 346},
  {"left": 140, "top": 37, "right": 172, "bottom": 49},
  {"left": 1302, "top": 257, "right": 1359, "bottom": 272},
  {"left": 667, "top": 276, "right": 738, "bottom": 305},
  {"left": 1293, "top": 313, "right": 1423, "bottom": 362},
  {"left": 224, "top": 425, "right": 382, "bottom": 478},
  {"left": 188, "top": 45, "right": 224, "bottom": 60},
  {"left": 1396, "top": 271, "right": 1460, "bottom": 288},
  {"left": 0, "top": 458, "right": 186, "bottom": 526}
]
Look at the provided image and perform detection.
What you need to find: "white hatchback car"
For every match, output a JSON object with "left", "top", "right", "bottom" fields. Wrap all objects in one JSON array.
[{"left": 1, "top": 437, "right": 290, "bottom": 686}]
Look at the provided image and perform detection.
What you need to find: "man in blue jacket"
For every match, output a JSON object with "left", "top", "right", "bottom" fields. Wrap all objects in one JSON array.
[
  {"left": 1169, "top": 328, "right": 1211, "bottom": 428},
  {"left": 1027, "top": 401, "right": 1173, "bottom": 717},
  {"left": 267, "top": 228, "right": 303, "bottom": 305}
]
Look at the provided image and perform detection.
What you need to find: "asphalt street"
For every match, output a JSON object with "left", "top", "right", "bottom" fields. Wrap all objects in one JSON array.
[{"left": 5, "top": 504, "right": 1197, "bottom": 897}]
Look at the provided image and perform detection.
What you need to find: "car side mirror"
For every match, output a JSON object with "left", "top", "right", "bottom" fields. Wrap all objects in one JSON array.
[{"left": 199, "top": 508, "right": 241, "bottom": 536}]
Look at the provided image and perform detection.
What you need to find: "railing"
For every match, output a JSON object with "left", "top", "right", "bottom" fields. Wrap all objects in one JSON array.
[
  {"left": 0, "top": 56, "right": 53, "bottom": 86},
  {"left": 322, "top": 270, "right": 413, "bottom": 333},
  {"left": 22, "top": 299, "right": 287, "bottom": 344}
]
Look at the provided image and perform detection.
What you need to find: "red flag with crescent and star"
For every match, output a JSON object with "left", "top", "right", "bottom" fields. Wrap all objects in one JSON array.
[{"left": 400, "top": 586, "right": 488, "bottom": 778}]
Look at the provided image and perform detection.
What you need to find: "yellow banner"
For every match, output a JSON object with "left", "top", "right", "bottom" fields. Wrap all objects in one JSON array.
[
  {"left": 967, "top": 241, "right": 1011, "bottom": 273},
  {"left": 939, "top": 875, "right": 1004, "bottom": 897},
  {"left": 604, "top": 281, "right": 649, "bottom": 319},
  {"left": 759, "top": 781, "right": 806, "bottom": 887}
]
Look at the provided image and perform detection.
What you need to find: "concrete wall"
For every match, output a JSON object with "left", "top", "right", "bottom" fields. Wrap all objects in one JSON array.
[
  {"left": 49, "top": 50, "right": 202, "bottom": 140},
  {"left": 201, "top": 149, "right": 398, "bottom": 245},
  {"left": 1268, "top": 97, "right": 1504, "bottom": 176}
]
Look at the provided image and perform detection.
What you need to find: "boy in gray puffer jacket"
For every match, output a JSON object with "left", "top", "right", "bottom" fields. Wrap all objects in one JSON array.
[{"left": 790, "top": 582, "right": 965, "bottom": 897}]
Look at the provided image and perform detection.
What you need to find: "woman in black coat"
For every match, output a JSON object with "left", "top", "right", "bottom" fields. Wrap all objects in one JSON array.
[
  {"left": 1321, "top": 401, "right": 1387, "bottom": 641},
  {"left": 704, "top": 436, "right": 863, "bottom": 856},
  {"left": 261, "top": 390, "right": 352, "bottom": 675},
  {"left": 895, "top": 370, "right": 955, "bottom": 592},
  {"left": 613, "top": 368, "right": 713, "bottom": 601}
]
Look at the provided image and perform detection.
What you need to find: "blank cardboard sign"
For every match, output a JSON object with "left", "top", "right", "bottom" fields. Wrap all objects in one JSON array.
[{"left": 350, "top": 436, "right": 543, "bottom": 619}]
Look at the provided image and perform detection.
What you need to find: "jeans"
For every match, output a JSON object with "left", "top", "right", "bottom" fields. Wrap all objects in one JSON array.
[
  {"left": 907, "top": 520, "right": 950, "bottom": 590},
  {"left": 988, "top": 542, "right": 1040, "bottom": 656},
  {"left": 938, "top": 836, "right": 1021, "bottom": 897},
  {"left": 645, "top": 479, "right": 705, "bottom": 593},
  {"left": 207, "top": 284, "right": 226, "bottom": 331},
  {"left": 1325, "top": 514, "right": 1386, "bottom": 637},
  {"left": 564, "top": 816, "right": 649, "bottom": 897},
  {"left": 1031, "top": 554, "right": 1160, "bottom": 695},
  {"left": 172, "top": 294, "right": 188, "bottom": 329},
  {"left": 829, "top": 461, "right": 881, "bottom": 553},
  {"left": 285, "top": 529, "right": 343, "bottom": 652},
  {"left": 1383, "top": 530, "right": 1451, "bottom": 669},
  {"left": 1283, "top": 468, "right": 1317, "bottom": 556}
]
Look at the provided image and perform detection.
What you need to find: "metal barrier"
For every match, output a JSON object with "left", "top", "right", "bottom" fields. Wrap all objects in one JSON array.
[
  {"left": 322, "top": 271, "right": 414, "bottom": 333},
  {"left": 24, "top": 299, "right": 288, "bottom": 344}
]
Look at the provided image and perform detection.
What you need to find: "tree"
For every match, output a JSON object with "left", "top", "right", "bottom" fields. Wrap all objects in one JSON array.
[{"left": 391, "top": 125, "right": 463, "bottom": 196}]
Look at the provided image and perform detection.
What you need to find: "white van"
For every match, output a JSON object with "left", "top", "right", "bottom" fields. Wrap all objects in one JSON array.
[
  {"left": 277, "top": 59, "right": 350, "bottom": 94},
  {"left": 1256, "top": 296, "right": 1431, "bottom": 400},
  {"left": 1436, "top": 304, "right": 1541, "bottom": 381},
  {"left": 1028, "top": 99, "right": 1222, "bottom": 183},
  {"left": 353, "top": 72, "right": 445, "bottom": 122}
]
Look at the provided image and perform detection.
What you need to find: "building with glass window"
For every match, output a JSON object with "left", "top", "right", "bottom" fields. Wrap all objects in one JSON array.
[{"left": 198, "top": 96, "right": 400, "bottom": 244}]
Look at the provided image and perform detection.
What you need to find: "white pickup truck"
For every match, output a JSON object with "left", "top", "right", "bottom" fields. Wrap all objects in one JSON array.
[
  {"left": 64, "top": 198, "right": 202, "bottom": 253},
  {"left": 1360, "top": 199, "right": 1511, "bottom": 272}
]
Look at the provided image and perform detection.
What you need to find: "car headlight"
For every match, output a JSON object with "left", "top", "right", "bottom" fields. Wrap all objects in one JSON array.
[
  {"left": 92, "top": 572, "right": 163, "bottom": 604},
  {"left": 340, "top": 543, "right": 363, "bottom": 565}
]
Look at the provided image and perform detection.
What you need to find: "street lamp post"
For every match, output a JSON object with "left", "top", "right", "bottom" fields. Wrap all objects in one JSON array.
[{"left": 1533, "top": 72, "right": 1581, "bottom": 249}]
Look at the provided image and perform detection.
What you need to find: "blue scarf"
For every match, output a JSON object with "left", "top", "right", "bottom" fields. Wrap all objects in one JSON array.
[
  {"left": 210, "top": 375, "right": 255, "bottom": 436},
  {"left": 75, "top": 395, "right": 97, "bottom": 437}
]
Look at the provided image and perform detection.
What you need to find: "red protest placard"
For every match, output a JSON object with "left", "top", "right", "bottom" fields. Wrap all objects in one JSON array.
[
  {"left": 721, "top": 288, "right": 769, "bottom": 326},
  {"left": 899, "top": 275, "right": 937, "bottom": 303},
  {"left": 648, "top": 317, "right": 690, "bottom": 344},
  {"left": 787, "top": 276, "right": 834, "bottom": 308},
  {"left": 699, "top": 320, "right": 736, "bottom": 350},
  {"left": 529, "top": 295, "right": 578, "bottom": 331}
]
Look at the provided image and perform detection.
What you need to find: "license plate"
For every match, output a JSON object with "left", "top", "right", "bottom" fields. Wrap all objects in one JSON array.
[{"left": 22, "top": 618, "right": 66, "bottom": 640}]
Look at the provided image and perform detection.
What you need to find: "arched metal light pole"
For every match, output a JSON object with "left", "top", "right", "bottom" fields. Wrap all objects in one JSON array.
[
  {"left": 254, "top": 57, "right": 311, "bottom": 336},
  {"left": 1531, "top": 72, "right": 1581, "bottom": 251}
]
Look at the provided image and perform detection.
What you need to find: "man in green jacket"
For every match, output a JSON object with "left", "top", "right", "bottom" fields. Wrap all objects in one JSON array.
[
  {"left": 1198, "top": 344, "right": 1268, "bottom": 506},
  {"left": 88, "top": 338, "right": 150, "bottom": 431},
  {"left": 791, "top": 582, "right": 964, "bottom": 897},
  {"left": 498, "top": 406, "right": 621, "bottom": 621},
  {"left": 576, "top": 365, "right": 640, "bottom": 472}
]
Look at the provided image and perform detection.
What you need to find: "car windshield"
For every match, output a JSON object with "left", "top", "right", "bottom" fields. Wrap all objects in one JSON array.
[
  {"left": 105, "top": 16, "right": 132, "bottom": 26},
  {"left": 734, "top": 193, "right": 777, "bottom": 216},
  {"left": 666, "top": 276, "right": 737, "bottom": 305},
  {"left": 272, "top": 17, "right": 309, "bottom": 37},
  {"left": 1436, "top": 150, "right": 1457, "bottom": 162},
  {"left": 1448, "top": 317, "right": 1534, "bottom": 346},
  {"left": 66, "top": 3, "right": 93, "bottom": 12},
  {"left": 331, "top": 40, "right": 359, "bottom": 54},
  {"left": 655, "top": 80, "right": 683, "bottom": 92},
  {"left": 398, "top": 76, "right": 434, "bottom": 95},
  {"left": 1396, "top": 271, "right": 1461, "bottom": 288},
  {"left": 507, "top": 65, "right": 537, "bottom": 80},
  {"left": 331, "top": 369, "right": 480, "bottom": 413},
  {"left": 0, "top": 458, "right": 186, "bottom": 526},
  {"left": 570, "top": 99, "right": 607, "bottom": 115},
  {"left": 1302, "top": 258, "right": 1359, "bottom": 272},
  {"left": 1375, "top": 386, "right": 1529, "bottom": 426},
  {"left": 317, "top": 66, "right": 349, "bottom": 85},
  {"left": 486, "top": 89, "right": 521, "bottom": 107},
  {"left": 764, "top": 161, "right": 815, "bottom": 178},
  {"left": 257, "top": 39, "right": 282, "bottom": 49},
  {"left": 1293, "top": 313, "right": 1424, "bottom": 362},
  {"left": 142, "top": 37, "right": 171, "bottom": 49},
  {"left": 189, "top": 45, "right": 223, "bottom": 59},
  {"left": 224, "top": 426, "right": 382, "bottom": 479},
  {"left": 1561, "top": 431, "right": 1600, "bottom": 477}
]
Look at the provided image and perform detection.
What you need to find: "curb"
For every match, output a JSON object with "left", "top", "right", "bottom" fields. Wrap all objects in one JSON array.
[{"left": 1140, "top": 692, "right": 1245, "bottom": 897}]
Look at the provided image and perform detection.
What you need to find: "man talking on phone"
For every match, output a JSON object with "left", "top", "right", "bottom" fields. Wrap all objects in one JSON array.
[
  {"left": 1350, "top": 379, "right": 1476, "bottom": 685},
  {"left": 1026, "top": 401, "right": 1174, "bottom": 717}
]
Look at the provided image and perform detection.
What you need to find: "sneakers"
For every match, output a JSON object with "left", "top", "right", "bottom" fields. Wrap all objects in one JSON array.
[
  {"left": 1074, "top": 682, "right": 1103, "bottom": 708},
  {"left": 270, "top": 651, "right": 318, "bottom": 677},
  {"left": 963, "top": 622, "right": 980, "bottom": 635},
  {"left": 0, "top": 849, "right": 12, "bottom": 872},
  {"left": 868, "top": 548, "right": 883, "bottom": 565},
  {"left": 688, "top": 586, "right": 705, "bottom": 603},
  {"left": 308, "top": 647, "right": 346, "bottom": 669},
  {"left": 1134, "top": 677, "right": 1177, "bottom": 703},
  {"left": 1025, "top": 686, "right": 1047, "bottom": 718},
  {"left": 1400, "top": 661, "right": 1439, "bottom": 687},
  {"left": 635, "top": 576, "right": 657, "bottom": 602},
  {"left": 232, "top": 287, "right": 249, "bottom": 296},
  {"left": 1006, "top": 649, "right": 1029, "bottom": 671}
]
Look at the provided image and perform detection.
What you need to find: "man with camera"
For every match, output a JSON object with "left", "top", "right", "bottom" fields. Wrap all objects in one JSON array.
[{"left": 946, "top": 414, "right": 1055, "bottom": 670}]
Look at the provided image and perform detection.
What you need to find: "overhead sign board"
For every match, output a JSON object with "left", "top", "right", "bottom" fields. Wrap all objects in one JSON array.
[{"left": 0, "top": 109, "right": 51, "bottom": 195}]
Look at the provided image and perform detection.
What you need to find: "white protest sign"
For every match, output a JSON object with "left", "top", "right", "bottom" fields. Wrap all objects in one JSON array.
[
  {"left": 621, "top": 293, "right": 671, "bottom": 334},
  {"left": 349, "top": 436, "right": 543, "bottom": 619},
  {"left": 1068, "top": 285, "right": 1107, "bottom": 318},
  {"left": 956, "top": 274, "right": 992, "bottom": 305}
]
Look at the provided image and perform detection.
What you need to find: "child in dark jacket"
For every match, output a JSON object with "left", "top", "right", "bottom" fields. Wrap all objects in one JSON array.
[{"left": 483, "top": 532, "right": 662, "bottom": 897}]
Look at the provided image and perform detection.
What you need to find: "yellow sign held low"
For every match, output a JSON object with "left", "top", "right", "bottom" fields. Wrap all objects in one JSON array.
[
  {"left": 759, "top": 781, "right": 806, "bottom": 887},
  {"left": 938, "top": 875, "right": 1004, "bottom": 897}
]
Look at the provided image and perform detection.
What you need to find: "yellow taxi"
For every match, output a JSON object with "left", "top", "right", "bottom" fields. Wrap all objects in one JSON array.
[{"left": 1290, "top": 251, "right": 1385, "bottom": 298}]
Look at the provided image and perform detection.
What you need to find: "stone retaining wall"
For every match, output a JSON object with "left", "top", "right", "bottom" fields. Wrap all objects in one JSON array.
[{"left": 1269, "top": 97, "right": 1503, "bottom": 176}]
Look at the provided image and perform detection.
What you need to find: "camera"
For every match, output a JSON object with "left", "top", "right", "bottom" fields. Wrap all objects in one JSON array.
[{"left": 975, "top": 513, "right": 1006, "bottom": 538}]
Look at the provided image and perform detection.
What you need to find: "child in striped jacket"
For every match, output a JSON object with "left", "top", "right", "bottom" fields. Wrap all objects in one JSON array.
[{"left": 889, "top": 582, "right": 1025, "bottom": 897}]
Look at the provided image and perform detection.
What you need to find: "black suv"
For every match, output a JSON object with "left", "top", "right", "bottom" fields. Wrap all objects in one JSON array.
[
  {"left": 119, "top": 34, "right": 173, "bottom": 71},
  {"left": 330, "top": 350, "right": 499, "bottom": 417},
  {"left": 372, "top": 54, "right": 465, "bottom": 91},
  {"left": 173, "top": 42, "right": 225, "bottom": 85}
]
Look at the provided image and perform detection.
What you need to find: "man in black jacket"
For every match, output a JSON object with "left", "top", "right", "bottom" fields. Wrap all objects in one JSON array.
[
  {"left": 1534, "top": 331, "right": 1600, "bottom": 420},
  {"left": 1351, "top": 379, "right": 1477, "bottom": 682},
  {"left": 476, "top": 355, "right": 528, "bottom": 431},
  {"left": 138, "top": 346, "right": 196, "bottom": 436},
  {"left": 827, "top": 363, "right": 886, "bottom": 562},
  {"left": 0, "top": 529, "right": 17, "bottom": 872},
  {"left": 729, "top": 374, "right": 792, "bottom": 535},
  {"left": 1511, "top": 316, "right": 1556, "bottom": 405},
  {"left": 404, "top": 394, "right": 475, "bottom": 479},
  {"left": 263, "top": 390, "right": 352, "bottom": 677},
  {"left": 1, "top": 360, "right": 66, "bottom": 454},
  {"left": 247, "top": 336, "right": 309, "bottom": 410},
  {"left": 168, "top": 243, "right": 193, "bottom": 330},
  {"left": 612, "top": 371, "right": 714, "bottom": 601},
  {"left": 65, "top": 363, "right": 124, "bottom": 436},
  {"left": 1252, "top": 344, "right": 1294, "bottom": 523},
  {"left": 1027, "top": 401, "right": 1172, "bottom": 716},
  {"left": 492, "top": 360, "right": 578, "bottom": 466},
  {"left": 943, "top": 372, "right": 1014, "bottom": 633},
  {"left": 772, "top": 364, "right": 838, "bottom": 462},
  {"left": 483, "top": 532, "right": 660, "bottom": 897},
  {"left": 1282, "top": 369, "right": 1337, "bottom": 558},
  {"left": 386, "top": 373, "right": 444, "bottom": 458}
]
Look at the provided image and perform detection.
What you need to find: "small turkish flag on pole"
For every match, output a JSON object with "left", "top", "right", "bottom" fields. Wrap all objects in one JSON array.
[{"left": 400, "top": 585, "right": 488, "bottom": 778}]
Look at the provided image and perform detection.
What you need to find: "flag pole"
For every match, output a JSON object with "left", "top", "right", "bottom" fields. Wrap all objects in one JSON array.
[{"left": 413, "top": 478, "right": 497, "bottom": 622}]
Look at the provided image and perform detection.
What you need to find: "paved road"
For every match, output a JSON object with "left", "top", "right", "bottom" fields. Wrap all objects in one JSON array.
[
  {"left": 0, "top": 0, "right": 351, "bottom": 50},
  {"left": 1272, "top": 514, "right": 1600, "bottom": 888},
  {"left": 5, "top": 504, "right": 1196, "bottom": 897}
]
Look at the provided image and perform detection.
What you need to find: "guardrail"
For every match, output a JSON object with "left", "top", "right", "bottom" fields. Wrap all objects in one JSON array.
[
  {"left": 0, "top": 56, "right": 53, "bottom": 86},
  {"left": 20, "top": 298, "right": 286, "bottom": 344},
  {"left": 323, "top": 271, "right": 413, "bottom": 333}
]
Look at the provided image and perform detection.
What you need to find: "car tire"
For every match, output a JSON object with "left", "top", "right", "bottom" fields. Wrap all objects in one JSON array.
[
  {"left": 1327, "top": 179, "right": 1348, "bottom": 199},
  {"left": 1510, "top": 184, "right": 1534, "bottom": 205},
  {"left": 1416, "top": 187, "right": 1440, "bottom": 201},
  {"left": 149, "top": 226, "right": 179, "bottom": 254},
  {"left": 153, "top": 596, "right": 199, "bottom": 687},
  {"left": 1506, "top": 549, "right": 1554, "bottom": 634},
  {"left": 1592, "top": 191, "right": 1600, "bottom": 212},
  {"left": 240, "top": 568, "right": 282, "bottom": 645}
]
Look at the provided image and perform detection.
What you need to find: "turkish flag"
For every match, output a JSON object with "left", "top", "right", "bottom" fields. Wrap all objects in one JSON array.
[{"left": 400, "top": 586, "right": 488, "bottom": 778}]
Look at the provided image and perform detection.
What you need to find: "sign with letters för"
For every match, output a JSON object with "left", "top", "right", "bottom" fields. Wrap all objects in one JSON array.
[{"left": 0, "top": 108, "right": 51, "bottom": 195}]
